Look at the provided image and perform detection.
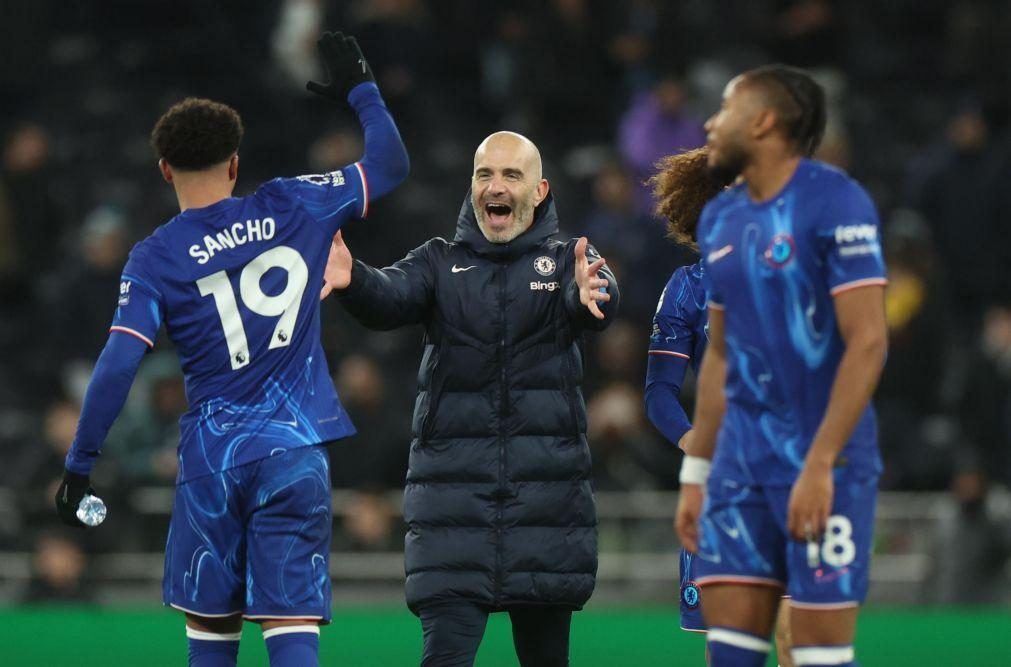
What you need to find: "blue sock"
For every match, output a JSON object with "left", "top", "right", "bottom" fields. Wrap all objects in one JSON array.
[
  {"left": 185, "top": 627, "right": 240, "bottom": 667},
  {"left": 706, "top": 627, "right": 770, "bottom": 667},
  {"left": 791, "top": 645, "right": 856, "bottom": 666},
  {"left": 264, "top": 625, "right": 320, "bottom": 667}
]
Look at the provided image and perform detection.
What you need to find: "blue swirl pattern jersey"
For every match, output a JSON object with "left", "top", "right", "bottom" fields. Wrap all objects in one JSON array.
[
  {"left": 697, "top": 159, "right": 887, "bottom": 486},
  {"left": 649, "top": 262, "right": 708, "bottom": 375},
  {"left": 112, "top": 167, "right": 369, "bottom": 483}
]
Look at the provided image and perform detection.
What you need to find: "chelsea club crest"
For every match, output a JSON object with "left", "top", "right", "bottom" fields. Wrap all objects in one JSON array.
[
  {"left": 534, "top": 256, "right": 556, "bottom": 276},
  {"left": 681, "top": 582, "right": 701, "bottom": 609},
  {"left": 764, "top": 233, "right": 796, "bottom": 268}
]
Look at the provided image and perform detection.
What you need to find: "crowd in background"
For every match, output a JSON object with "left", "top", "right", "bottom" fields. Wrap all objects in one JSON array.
[{"left": 2, "top": 0, "right": 1011, "bottom": 603}]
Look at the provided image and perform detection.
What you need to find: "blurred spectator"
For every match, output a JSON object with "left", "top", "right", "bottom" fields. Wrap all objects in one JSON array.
[
  {"left": 958, "top": 303, "right": 1011, "bottom": 489},
  {"left": 102, "top": 352, "right": 184, "bottom": 485},
  {"left": 875, "top": 212, "right": 957, "bottom": 490},
  {"left": 354, "top": 0, "right": 434, "bottom": 108},
  {"left": 768, "top": 0, "right": 842, "bottom": 68},
  {"left": 529, "top": 0, "right": 619, "bottom": 148},
  {"left": 0, "top": 123, "right": 63, "bottom": 282},
  {"left": 46, "top": 205, "right": 129, "bottom": 370},
  {"left": 22, "top": 531, "right": 92, "bottom": 603},
  {"left": 271, "top": 0, "right": 325, "bottom": 91},
  {"left": 333, "top": 490, "right": 400, "bottom": 552},
  {"left": 618, "top": 73, "right": 705, "bottom": 214},
  {"left": 328, "top": 354, "right": 409, "bottom": 490},
  {"left": 906, "top": 100, "right": 1011, "bottom": 325},
  {"left": 924, "top": 469, "right": 1011, "bottom": 605},
  {"left": 588, "top": 320, "right": 644, "bottom": 394},
  {"left": 11, "top": 399, "right": 80, "bottom": 525},
  {"left": 587, "top": 382, "right": 675, "bottom": 491}
]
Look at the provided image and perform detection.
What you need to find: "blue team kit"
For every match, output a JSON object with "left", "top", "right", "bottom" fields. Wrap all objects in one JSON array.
[
  {"left": 646, "top": 262, "right": 710, "bottom": 631},
  {"left": 690, "top": 159, "right": 886, "bottom": 608},
  {"left": 109, "top": 165, "right": 367, "bottom": 618}
]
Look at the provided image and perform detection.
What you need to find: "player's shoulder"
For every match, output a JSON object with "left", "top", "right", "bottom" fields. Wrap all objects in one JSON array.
[
  {"left": 799, "top": 159, "right": 873, "bottom": 205},
  {"left": 121, "top": 229, "right": 171, "bottom": 294},
  {"left": 253, "top": 176, "right": 294, "bottom": 202},
  {"left": 699, "top": 182, "right": 748, "bottom": 233},
  {"left": 703, "top": 181, "right": 747, "bottom": 215},
  {"left": 659, "top": 262, "right": 706, "bottom": 318},
  {"left": 129, "top": 225, "right": 171, "bottom": 262},
  {"left": 668, "top": 261, "right": 703, "bottom": 291}
]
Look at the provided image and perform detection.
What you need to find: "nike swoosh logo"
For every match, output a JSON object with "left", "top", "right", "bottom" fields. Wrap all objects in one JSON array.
[{"left": 451, "top": 265, "right": 477, "bottom": 273}]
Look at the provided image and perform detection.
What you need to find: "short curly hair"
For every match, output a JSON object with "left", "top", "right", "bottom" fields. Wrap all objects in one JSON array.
[
  {"left": 150, "top": 97, "right": 244, "bottom": 170},
  {"left": 650, "top": 147, "right": 732, "bottom": 249}
]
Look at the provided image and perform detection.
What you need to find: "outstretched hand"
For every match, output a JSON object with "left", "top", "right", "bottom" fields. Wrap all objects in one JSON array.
[
  {"left": 306, "top": 31, "right": 375, "bottom": 102},
  {"left": 321, "top": 231, "right": 353, "bottom": 299},
  {"left": 574, "top": 237, "right": 610, "bottom": 320}
]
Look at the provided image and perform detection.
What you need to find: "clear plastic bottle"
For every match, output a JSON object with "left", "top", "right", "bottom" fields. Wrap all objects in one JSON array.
[{"left": 76, "top": 493, "right": 107, "bottom": 526}]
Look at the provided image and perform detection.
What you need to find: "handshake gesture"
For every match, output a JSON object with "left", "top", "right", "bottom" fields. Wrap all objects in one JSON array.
[{"left": 306, "top": 31, "right": 375, "bottom": 102}]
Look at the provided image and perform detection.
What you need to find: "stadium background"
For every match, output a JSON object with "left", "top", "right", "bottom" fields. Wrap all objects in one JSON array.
[{"left": 1, "top": 1, "right": 1009, "bottom": 664}]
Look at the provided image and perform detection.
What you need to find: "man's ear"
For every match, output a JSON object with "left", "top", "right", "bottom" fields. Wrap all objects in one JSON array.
[
  {"left": 228, "top": 154, "right": 239, "bottom": 181},
  {"left": 158, "top": 158, "right": 173, "bottom": 183},
  {"left": 752, "top": 109, "right": 779, "bottom": 141},
  {"left": 534, "top": 178, "right": 550, "bottom": 206}
]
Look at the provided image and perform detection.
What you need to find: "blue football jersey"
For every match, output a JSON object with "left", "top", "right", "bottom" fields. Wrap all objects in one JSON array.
[
  {"left": 649, "top": 261, "right": 709, "bottom": 375},
  {"left": 697, "top": 159, "right": 886, "bottom": 485},
  {"left": 111, "top": 165, "right": 369, "bottom": 483}
]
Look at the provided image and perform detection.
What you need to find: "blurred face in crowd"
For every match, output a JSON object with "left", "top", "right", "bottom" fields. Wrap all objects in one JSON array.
[
  {"left": 704, "top": 76, "right": 763, "bottom": 181},
  {"left": 471, "top": 132, "right": 549, "bottom": 244}
]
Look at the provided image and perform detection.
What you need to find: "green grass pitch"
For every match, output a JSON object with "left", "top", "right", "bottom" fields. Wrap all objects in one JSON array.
[{"left": 4, "top": 606, "right": 1008, "bottom": 665}]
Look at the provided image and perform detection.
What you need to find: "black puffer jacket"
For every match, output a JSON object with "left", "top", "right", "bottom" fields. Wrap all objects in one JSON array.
[{"left": 336, "top": 192, "right": 619, "bottom": 613}]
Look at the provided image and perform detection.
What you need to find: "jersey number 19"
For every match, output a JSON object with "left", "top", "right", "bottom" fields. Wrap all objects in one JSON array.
[{"left": 196, "top": 246, "right": 309, "bottom": 370}]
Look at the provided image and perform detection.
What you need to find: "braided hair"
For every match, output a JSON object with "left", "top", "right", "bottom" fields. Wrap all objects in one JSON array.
[
  {"left": 742, "top": 64, "right": 826, "bottom": 157},
  {"left": 650, "top": 147, "right": 735, "bottom": 249}
]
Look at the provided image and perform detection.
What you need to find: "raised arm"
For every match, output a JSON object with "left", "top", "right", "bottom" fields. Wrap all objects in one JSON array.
[
  {"left": 323, "top": 231, "right": 436, "bottom": 330},
  {"left": 306, "top": 31, "right": 409, "bottom": 207}
]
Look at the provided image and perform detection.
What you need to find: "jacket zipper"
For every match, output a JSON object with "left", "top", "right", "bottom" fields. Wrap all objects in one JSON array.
[{"left": 494, "top": 262, "right": 508, "bottom": 605}]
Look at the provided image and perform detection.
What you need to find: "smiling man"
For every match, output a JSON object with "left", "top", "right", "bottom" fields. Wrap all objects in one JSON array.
[{"left": 322, "top": 131, "right": 619, "bottom": 667}]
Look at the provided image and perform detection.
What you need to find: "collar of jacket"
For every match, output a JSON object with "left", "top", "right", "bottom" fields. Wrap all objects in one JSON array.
[{"left": 453, "top": 189, "right": 559, "bottom": 259}]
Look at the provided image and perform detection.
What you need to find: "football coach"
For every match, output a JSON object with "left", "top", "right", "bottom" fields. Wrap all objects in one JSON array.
[{"left": 322, "top": 131, "right": 619, "bottom": 666}]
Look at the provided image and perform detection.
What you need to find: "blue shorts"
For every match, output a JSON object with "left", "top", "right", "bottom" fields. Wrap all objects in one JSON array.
[
  {"left": 694, "top": 476, "right": 877, "bottom": 608},
  {"left": 678, "top": 549, "right": 705, "bottom": 632},
  {"left": 163, "top": 445, "right": 332, "bottom": 621}
]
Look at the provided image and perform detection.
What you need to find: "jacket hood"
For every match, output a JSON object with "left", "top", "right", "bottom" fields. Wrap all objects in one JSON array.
[{"left": 454, "top": 189, "right": 559, "bottom": 258}]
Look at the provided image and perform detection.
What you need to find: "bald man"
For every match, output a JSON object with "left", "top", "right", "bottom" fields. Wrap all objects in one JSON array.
[{"left": 323, "top": 132, "right": 620, "bottom": 666}]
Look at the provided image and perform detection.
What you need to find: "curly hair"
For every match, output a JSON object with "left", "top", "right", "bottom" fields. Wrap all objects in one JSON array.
[
  {"left": 650, "top": 147, "right": 732, "bottom": 249},
  {"left": 150, "top": 98, "right": 244, "bottom": 170}
]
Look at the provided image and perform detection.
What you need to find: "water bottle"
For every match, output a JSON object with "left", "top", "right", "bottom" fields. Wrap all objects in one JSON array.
[{"left": 76, "top": 493, "right": 107, "bottom": 527}]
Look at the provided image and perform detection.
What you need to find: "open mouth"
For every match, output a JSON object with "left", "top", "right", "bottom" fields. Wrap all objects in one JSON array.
[{"left": 484, "top": 202, "right": 513, "bottom": 226}]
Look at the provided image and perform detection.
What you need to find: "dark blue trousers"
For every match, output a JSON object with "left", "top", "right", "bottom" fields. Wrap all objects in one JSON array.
[{"left": 419, "top": 602, "right": 572, "bottom": 667}]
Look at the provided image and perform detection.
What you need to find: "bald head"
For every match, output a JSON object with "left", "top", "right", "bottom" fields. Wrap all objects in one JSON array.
[
  {"left": 471, "top": 131, "right": 549, "bottom": 244},
  {"left": 474, "top": 131, "right": 543, "bottom": 182}
]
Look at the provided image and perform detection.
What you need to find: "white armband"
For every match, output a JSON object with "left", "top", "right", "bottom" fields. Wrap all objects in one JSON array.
[{"left": 678, "top": 455, "right": 712, "bottom": 485}]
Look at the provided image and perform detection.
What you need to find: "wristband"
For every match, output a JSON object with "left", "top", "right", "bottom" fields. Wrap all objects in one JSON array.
[{"left": 678, "top": 455, "right": 712, "bottom": 485}]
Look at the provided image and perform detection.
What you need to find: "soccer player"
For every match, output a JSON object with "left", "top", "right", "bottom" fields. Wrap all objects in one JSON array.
[
  {"left": 675, "top": 65, "right": 888, "bottom": 667},
  {"left": 647, "top": 149, "right": 795, "bottom": 666},
  {"left": 54, "top": 32, "right": 409, "bottom": 667}
]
